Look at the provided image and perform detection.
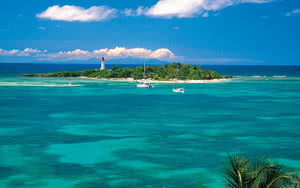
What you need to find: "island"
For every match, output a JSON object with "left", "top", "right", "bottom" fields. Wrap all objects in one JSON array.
[{"left": 20, "top": 63, "right": 232, "bottom": 83}]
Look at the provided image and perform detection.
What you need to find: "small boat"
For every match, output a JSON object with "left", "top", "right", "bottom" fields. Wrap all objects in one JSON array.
[
  {"left": 65, "top": 82, "right": 80, "bottom": 87},
  {"left": 172, "top": 63, "right": 184, "bottom": 93},
  {"left": 137, "top": 82, "right": 154, "bottom": 88},
  {"left": 173, "top": 88, "right": 184, "bottom": 93},
  {"left": 137, "top": 62, "right": 154, "bottom": 88}
]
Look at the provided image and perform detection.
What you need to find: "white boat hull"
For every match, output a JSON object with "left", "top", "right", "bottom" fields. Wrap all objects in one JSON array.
[
  {"left": 137, "top": 83, "right": 154, "bottom": 88},
  {"left": 173, "top": 88, "right": 184, "bottom": 93}
]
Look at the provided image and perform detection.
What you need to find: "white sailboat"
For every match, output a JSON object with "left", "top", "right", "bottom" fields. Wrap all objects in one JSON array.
[
  {"left": 173, "top": 88, "right": 184, "bottom": 93},
  {"left": 136, "top": 62, "right": 154, "bottom": 88},
  {"left": 172, "top": 63, "right": 184, "bottom": 93}
]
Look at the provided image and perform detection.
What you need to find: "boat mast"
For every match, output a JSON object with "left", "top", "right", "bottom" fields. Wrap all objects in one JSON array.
[
  {"left": 143, "top": 62, "right": 146, "bottom": 80},
  {"left": 176, "top": 63, "right": 179, "bottom": 78},
  {"left": 176, "top": 63, "right": 179, "bottom": 84}
]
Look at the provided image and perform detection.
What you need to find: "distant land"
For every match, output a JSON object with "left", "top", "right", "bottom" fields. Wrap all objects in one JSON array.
[{"left": 20, "top": 63, "right": 232, "bottom": 83}]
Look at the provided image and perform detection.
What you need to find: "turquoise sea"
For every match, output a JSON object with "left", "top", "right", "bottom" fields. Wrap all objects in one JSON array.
[{"left": 1, "top": 63, "right": 300, "bottom": 188}]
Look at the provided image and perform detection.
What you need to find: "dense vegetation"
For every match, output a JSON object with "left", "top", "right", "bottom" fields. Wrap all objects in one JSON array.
[
  {"left": 20, "top": 63, "right": 232, "bottom": 80},
  {"left": 201, "top": 155, "right": 300, "bottom": 188}
]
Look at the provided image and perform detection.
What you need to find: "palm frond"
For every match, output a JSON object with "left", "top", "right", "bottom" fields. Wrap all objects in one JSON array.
[
  {"left": 224, "top": 155, "right": 252, "bottom": 188},
  {"left": 223, "top": 155, "right": 294, "bottom": 188}
]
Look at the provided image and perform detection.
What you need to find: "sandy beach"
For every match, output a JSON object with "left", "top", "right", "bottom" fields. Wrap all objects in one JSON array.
[{"left": 78, "top": 76, "right": 231, "bottom": 83}]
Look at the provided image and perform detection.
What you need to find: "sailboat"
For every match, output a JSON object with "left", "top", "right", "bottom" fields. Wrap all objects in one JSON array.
[
  {"left": 136, "top": 62, "right": 154, "bottom": 88},
  {"left": 172, "top": 63, "right": 184, "bottom": 93}
]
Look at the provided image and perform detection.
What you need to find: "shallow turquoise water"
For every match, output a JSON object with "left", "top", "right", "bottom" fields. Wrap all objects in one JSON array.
[{"left": 1, "top": 64, "right": 300, "bottom": 187}]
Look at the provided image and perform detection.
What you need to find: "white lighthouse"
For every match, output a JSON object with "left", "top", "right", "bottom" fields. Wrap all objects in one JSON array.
[{"left": 100, "top": 56, "right": 105, "bottom": 70}]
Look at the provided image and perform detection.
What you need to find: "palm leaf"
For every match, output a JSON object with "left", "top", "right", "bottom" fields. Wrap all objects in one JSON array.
[
  {"left": 224, "top": 155, "right": 294, "bottom": 188},
  {"left": 224, "top": 155, "right": 252, "bottom": 188}
]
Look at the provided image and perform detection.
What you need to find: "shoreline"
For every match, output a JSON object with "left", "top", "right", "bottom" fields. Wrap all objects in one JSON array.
[{"left": 78, "top": 76, "right": 232, "bottom": 84}]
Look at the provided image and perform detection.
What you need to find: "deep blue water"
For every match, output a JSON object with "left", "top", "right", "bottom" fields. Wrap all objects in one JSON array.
[{"left": 0, "top": 63, "right": 300, "bottom": 188}]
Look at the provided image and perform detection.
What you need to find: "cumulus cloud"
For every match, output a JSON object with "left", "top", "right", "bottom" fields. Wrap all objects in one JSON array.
[
  {"left": 286, "top": 9, "right": 300, "bottom": 16},
  {"left": 38, "top": 49, "right": 92, "bottom": 61},
  {"left": 123, "top": 8, "right": 135, "bottom": 16},
  {"left": 1, "top": 47, "right": 261, "bottom": 63},
  {"left": 0, "top": 48, "right": 43, "bottom": 56},
  {"left": 202, "top": 12, "right": 209, "bottom": 17},
  {"left": 24, "top": 48, "right": 41, "bottom": 53},
  {"left": 35, "top": 47, "right": 176, "bottom": 61},
  {"left": 0, "top": 47, "right": 176, "bottom": 61},
  {"left": 122, "top": 6, "right": 147, "bottom": 17},
  {"left": 132, "top": 0, "right": 273, "bottom": 18},
  {"left": 37, "top": 1, "right": 273, "bottom": 21},
  {"left": 36, "top": 5, "right": 117, "bottom": 22},
  {"left": 0, "top": 49, "right": 22, "bottom": 56},
  {"left": 93, "top": 47, "right": 175, "bottom": 59},
  {"left": 136, "top": 6, "right": 146, "bottom": 16}
]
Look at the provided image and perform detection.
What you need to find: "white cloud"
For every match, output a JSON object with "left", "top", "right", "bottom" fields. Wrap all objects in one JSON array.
[
  {"left": 202, "top": 12, "right": 209, "bottom": 17},
  {"left": 172, "top": 26, "right": 180, "bottom": 30},
  {"left": 122, "top": 6, "right": 147, "bottom": 17},
  {"left": 136, "top": 6, "right": 146, "bottom": 16},
  {"left": 136, "top": 0, "right": 272, "bottom": 18},
  {"left": 36, "top": 5, "right": 117, "bottom": 22},
  {"left": 35, "top": 47, "right": 177, "bottom": 61},
  {"left": 37, "top": 1, "right": 273, "bottom": 21},
  {"left": 0, "top": 49, "right": 21, "bottom": 56},
  {"left": 39, "top": 26, "right": 45, "bottom": 30},
  {"left": 286, "top": 9, "right": 300, "bottom": 16},
  {"left": 37, "top": 49, "right": 91, "bottom": 61},
  {"left": 0, "top": 48, "right": 43, "bottom": 56},
  {"left": 24, "top": 48, "right": 41, "bottom": 53},
  {"left": 93, "top": 47, "right": 176, "bottom": 59},
  {"left": 1, "top": 47, "right": 260, "bottom": 63},
  {"left": 123, "top": 8, "right": 135, "bottom": 16},
  {"left": 0, "top": 47, "right": 176, "bottom": 61}
]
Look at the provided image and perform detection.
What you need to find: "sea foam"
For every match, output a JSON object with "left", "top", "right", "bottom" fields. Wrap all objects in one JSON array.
[
  {"left": 251, "top": 76, "right": 266, "bottom": 78},
  {"left": 0, "top": 82, "right": 82, "bottom": 87}
]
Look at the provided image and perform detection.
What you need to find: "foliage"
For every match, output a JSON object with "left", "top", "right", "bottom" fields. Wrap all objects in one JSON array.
[
  {"left": 20, "top": 63, "right": 232, "bottom": 80},
  {"left": 224, "top": 155, "right": 294, "bottom": 188}
]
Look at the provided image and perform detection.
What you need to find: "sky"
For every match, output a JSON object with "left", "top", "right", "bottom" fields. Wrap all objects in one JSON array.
[{"left": 0, "top": 0, "right": 299, "bottom": 65}]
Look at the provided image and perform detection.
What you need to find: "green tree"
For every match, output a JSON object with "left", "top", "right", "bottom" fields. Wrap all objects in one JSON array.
[
  {"left": 111, "top": 66, "right": 121, "bottom": 78},
  {"left": 224, "top": 155, "right": 293, "bottom": 188},
  {"left": 21, "top": 63, "right": 231, "bottom": 80}
]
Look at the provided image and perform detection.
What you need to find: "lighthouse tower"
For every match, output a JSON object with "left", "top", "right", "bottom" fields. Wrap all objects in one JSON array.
[{"left": 100, "top": 56, "right": 105, "bottom": 70}]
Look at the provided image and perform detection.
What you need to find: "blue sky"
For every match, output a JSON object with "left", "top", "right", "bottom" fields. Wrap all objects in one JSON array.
[{"left": 0, "top": 0, "right": 299, "bottom": 65}]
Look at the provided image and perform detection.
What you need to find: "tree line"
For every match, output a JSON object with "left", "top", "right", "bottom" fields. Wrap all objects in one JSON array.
[{"left": 20, "top": 63, "right": 232, "bottom": 80}]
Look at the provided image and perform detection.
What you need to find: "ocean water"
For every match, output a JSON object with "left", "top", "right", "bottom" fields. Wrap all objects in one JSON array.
[{"left": 0, "top": 63, "right": 300, "bottom": 188}]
